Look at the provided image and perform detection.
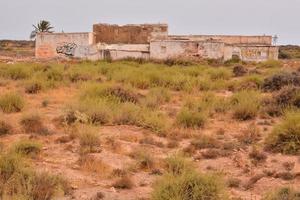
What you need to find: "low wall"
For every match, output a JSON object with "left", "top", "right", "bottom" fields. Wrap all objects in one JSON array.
[
  {"left": 97, "top": 44, "right": 150, "bottom": 60},
  {"left": 35, "top": 32, "right": 94, "bottom": 59},
  {"left": 93, "top": 23, "right": 168, "bottom": 44}
]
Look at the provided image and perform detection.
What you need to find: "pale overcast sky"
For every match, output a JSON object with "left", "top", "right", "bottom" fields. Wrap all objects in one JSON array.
[{"left": 0, "top": 0, "right": 299, "bottom": 44}]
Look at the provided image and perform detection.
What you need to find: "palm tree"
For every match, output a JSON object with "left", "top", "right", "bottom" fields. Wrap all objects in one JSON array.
[{"left": 30, "top": 20, "right": 54, "bottom": 39}]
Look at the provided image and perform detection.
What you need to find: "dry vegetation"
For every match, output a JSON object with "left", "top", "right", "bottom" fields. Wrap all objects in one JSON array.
[{"left": 0, "top": 59, "right": 299, "bottom": 200}]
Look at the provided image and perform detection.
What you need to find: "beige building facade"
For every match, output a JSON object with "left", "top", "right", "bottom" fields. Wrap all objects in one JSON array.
[{"left": 35, "top": 23, "right": 278, "bottom": 62}]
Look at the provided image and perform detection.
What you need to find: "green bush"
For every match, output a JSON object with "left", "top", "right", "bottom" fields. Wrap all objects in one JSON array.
[
  {"left": 79, "top": 126, "right": 100, "bottom": 153},
  {"left": 259, "top": 60, "right": 282, "bottom": 68},
  {"left": 5, "top": 66, "right": 29, "bottom": 80},
  {"left": 0, "top": 92, "right": 25, "bottom": 113},
  {"left": 176, "top": 108, "right": 207, "bottom": 128},
  {"left": 138, "top": 109, "right": 169, "bottom": 136},
  {"left": 152, "top": 154, "right": 227, "bottom": 200},
  {"left": 164, "top": 153, "right": 194, "bottom": 176},
  {"left": 129, "top": 149, "right": 154, "bottom": 170},
  {"left": 24, "top": 79, "right": 44, "bottom": 94},
  {"left": 190, "top": 134, "right": 220, "bottom": 149},
  {"left": 12, "top": 139, "right": 42, "bottom": 157},
  {"left": 231, "top": 90, "right": 261, "bottom": 120},
  {"left": 20, "top": 113, "right": 49, "bottom": 135},
  {"left": 265, "top": 111, "right": 300, "bottom": 154},
  {"left": 80, "top": 83, "right": 139, "bottom": 104},
  {"left": 141, "top": 87, "right": 170, "bottom": 109}
]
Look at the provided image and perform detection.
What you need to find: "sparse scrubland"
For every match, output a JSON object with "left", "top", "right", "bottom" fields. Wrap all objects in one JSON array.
[{"left": 0, "top": 59, "right": 299, "bottom": 200}]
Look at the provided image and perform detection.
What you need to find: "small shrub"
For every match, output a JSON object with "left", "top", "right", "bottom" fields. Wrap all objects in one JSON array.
[
  {"left": 207, "top": 67, "right": 232, "bottom": 80},
  {"left": 248, "top": 147, "right": 267, "bottom": 164},
  {"left": 152, "top": 169, "right": 226, "bottom": 200},
  {"left": 12, "top": 139, "right": 42, "bottom": 157},
  {"left": 273, "top": 171, "right": 295, "bottom": 180},
  {"left": 274, "top": 86, "right": 300, "bottom": 108},
  {"left": 25, "top": 79, "right": 43, "bottom": 94},
  {"left": 166, "top": 140, "right": 179, "bottom": 148},
  {"left": 112, "top": 176, "right": 134, "bottom": 189},
  {"left": 202, "top": 149, "right": 221, "bottom": 159},
  {"left": 263, "top": 187, "right": 300, "bottom": 200},
  {"left": 30, "top": 172, "right": 70, "bottom": 200},
  {"left": 233, "top": 65, "right": 248, "bottom": 77},
  {"left": 0, "top": 120, "right": 13, "bottom": 136},
  {"left": 265, "top": 111, "right": 300, "bottom": 154},
  {"left": 138, "top": 109, "right": 169, "bottom": 136},
  {"left": 262, "top": 71, "right": 300, "bottom": 91},
  {"left": 0, "top": 152, "right": 23, "bottom": 182},
  {"left": 141, "top": 87, "right": 170, "bottom": 109},
  {"left": 78, "top": 154, "right": 111, "bottom": 175},
  {"left": 20, "top": 113, "right": 49, "bottom": 135},
  {"left": 164, "top": 153, "right": 194, "bottom": 176},
  {"left": 227, "top": 177, "right": 241, "bottom": 188},
  {"left": 231, "top": 90, "right": 261, "bottom": 120},
  {"left": 80, "top": 83, "right": 139, "bottom": 104},
  {"left": 176, "top": 108, "right": 207, "bottom": 128},
  {"left": 0, "top": 92, "right": 25, "bottom": 113},
  {"left": 237, "top": 123, "right": 261, "bottom": 145},
  {"left": 79, "top": 126, "right": 100, "bottom": 153},
  {"left": 113, "top": 103, "right": 140, "bottom": 125},
  {"left": 190, "top": 134, "right": 220, "bottom": 150},
  {"left": 6, "top": 66, "right": 29, "bottom": 80},
  {"left": 129, "top": 149, "right": 154, "bottom": 170},
  {"left": 259, "top": 60, "right": 282, "bottom": 68}
]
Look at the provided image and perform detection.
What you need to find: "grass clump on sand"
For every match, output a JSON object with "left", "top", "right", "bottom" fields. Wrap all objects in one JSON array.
[
  {"left": 12, "top": 139, "right": 42, "bottom": 158},
  {"left": 24, "top": 79, "right": 44, "bottom": 94},
  {"left": 0, "top": 92, "right": 25, "bottom": 113},
  {"left": 20, "top": 113, "right": 49, "bottom": 135},
  {"left": 141, "top": 87, "right": 171, "bottom": 109},
  {"left": 79, "top": 125, "right": 101, "bottom": 154},
  {"left": 231, "top": 90, "right": 261, "bottom": 120},
  {"left": 0, "top": 152, "right": 70, "bottom": 199},
  {"left": 176, "top": 93, "right": 228, "bottom": 128},
  {"left": 262, "top": 187, "right": 300, "bottom": 200},
  {"left": 152, "top": 153, "right": 227, "bottom": 200},
  {"left": 265, "top": 111, "right": 300, "bottom": 155}
]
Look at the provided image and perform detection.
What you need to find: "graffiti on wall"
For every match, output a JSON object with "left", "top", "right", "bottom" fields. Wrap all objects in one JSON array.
[
  {"left": 241, "top": 49, "right": 267, "bottom": 59},
  {"left": 56, "top": 43, "right": 77, "bottom": 56}
]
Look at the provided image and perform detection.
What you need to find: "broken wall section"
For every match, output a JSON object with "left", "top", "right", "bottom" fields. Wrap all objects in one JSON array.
[{"left": 93, "top": 23, "right": 168, "bottom": 44}]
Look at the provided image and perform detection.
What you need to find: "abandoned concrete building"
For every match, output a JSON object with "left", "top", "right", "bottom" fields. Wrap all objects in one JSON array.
[{"left": 35, "top": 23, "right": 279, "bottom": 62}]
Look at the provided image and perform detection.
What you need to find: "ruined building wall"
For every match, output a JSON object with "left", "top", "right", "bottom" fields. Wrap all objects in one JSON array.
[
  {"left": 97, "top": 44, "right": 150, "bottom": 60},
  {"left": 93, "top": 24, "right": 168, "bottom": 44},
  {"left": 224, "top": 45, "right": 279, "bottom": 62},
  {"left": 169, "top": 35, "right": 273, "bottom": 45},
  {"left": 35, "top": 32, "right": 97, "bottom": 59},
  {"left": 150, "top": 40, "right": 278, "bottom": 61}
]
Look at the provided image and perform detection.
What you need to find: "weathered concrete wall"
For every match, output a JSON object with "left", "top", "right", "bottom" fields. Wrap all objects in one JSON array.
[
  {"left": 169, "top": 35, "right": 273, "bottom": 45},
  {"left": 97, "top": 44, "right": 150, "bottom": 60},
  {"left": 93, "top": 23, "right": 168, "bottom": 44},
  {"left": 150, "top": 40, "right": 198, "bottom": 59},
  {"left": 35, "top": 32, "right": 94, "bottom": 59},
  {"left": 224, "top": 45, "right": 279, "bottom": 62},
  {"left": 150, "top": 40, "right": 224, "bottom": 60},
  {"left": 150, "top": 40, "right": 277, "bottom": 62}
]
